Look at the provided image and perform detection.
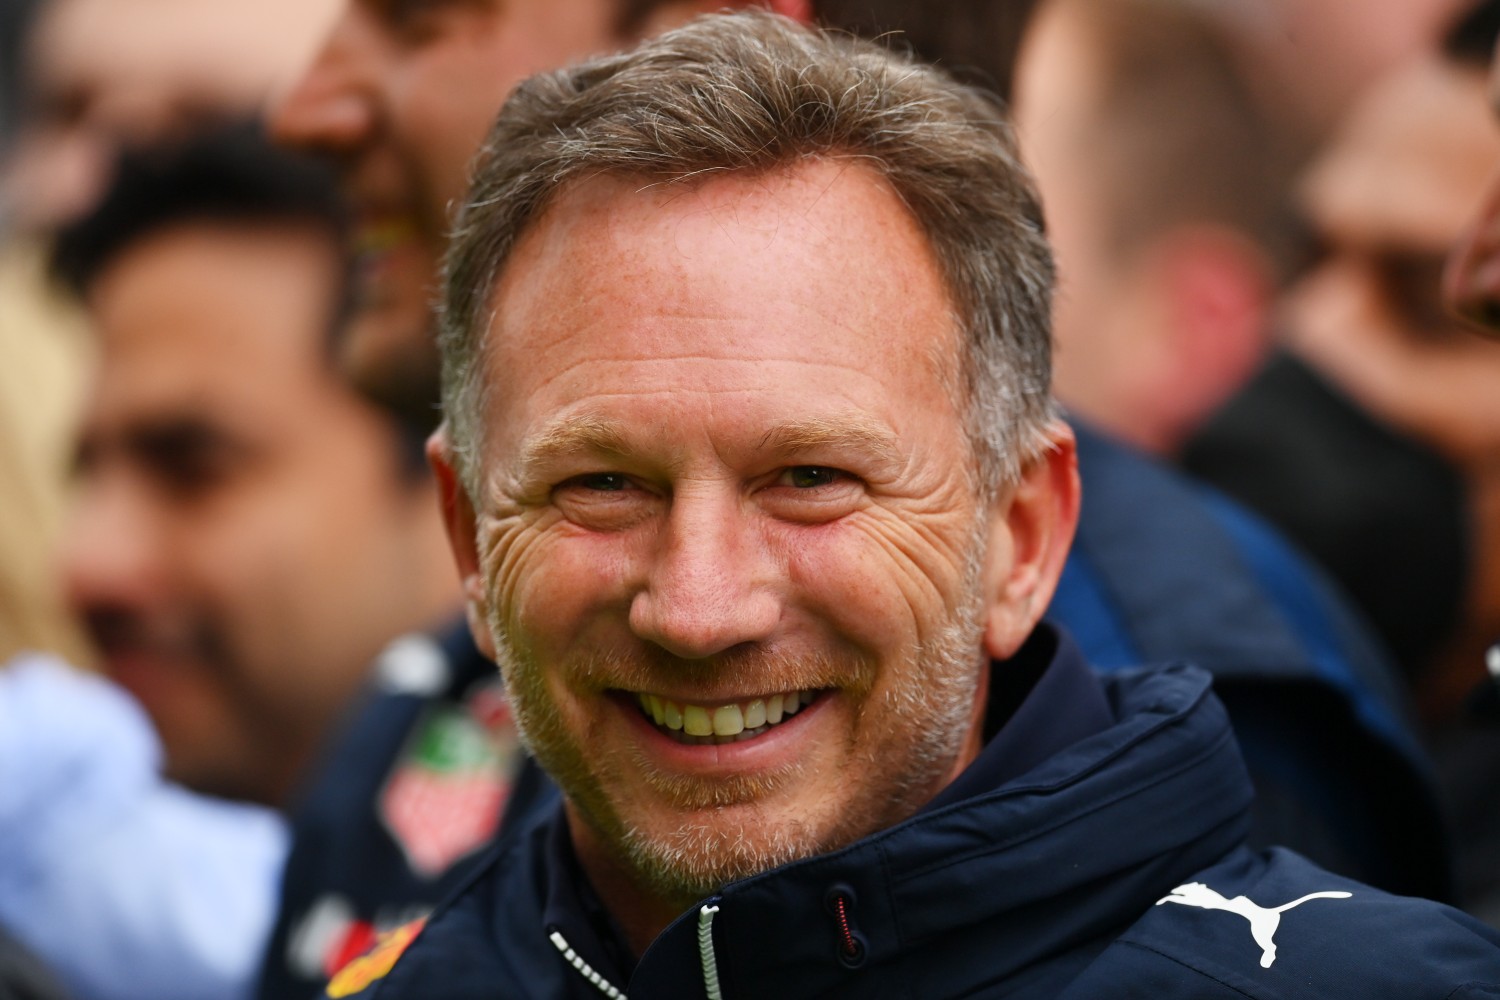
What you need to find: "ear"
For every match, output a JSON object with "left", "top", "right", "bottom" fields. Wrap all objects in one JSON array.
[
  {"left": 1154, "top": 225, "right": 1273, "bottom": 447},
  {"left": 627, "top": 0, "right": 813, "bottom": 37},
  {"left": 981, "top": 423, "right": 1080, "bottom": 660},
  {"left": 427, "top": 426, "right": 497, "bottom": 661}
]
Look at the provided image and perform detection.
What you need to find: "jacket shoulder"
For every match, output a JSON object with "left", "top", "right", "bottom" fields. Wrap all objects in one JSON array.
[{"left": 1067, "top": 848, "right": 1500, "bottom": 999}]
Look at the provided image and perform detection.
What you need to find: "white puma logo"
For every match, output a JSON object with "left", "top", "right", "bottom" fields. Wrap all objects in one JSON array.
[{"left": 1155, "top": 882, "right": 1352, "bottom": 968}]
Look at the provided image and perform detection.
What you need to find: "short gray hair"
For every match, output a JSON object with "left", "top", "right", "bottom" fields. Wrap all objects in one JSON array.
[{"left": 440, "top": 10, "right": 1056, "bottom": 498}]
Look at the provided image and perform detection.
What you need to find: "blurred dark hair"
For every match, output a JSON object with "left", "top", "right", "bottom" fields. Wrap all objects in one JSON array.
[
  {"left": 1444, "top": 0, "right": 1500, "bottom": 69},
  {"left": 51, "top": 119, "right": 349, "bottom": 303}
]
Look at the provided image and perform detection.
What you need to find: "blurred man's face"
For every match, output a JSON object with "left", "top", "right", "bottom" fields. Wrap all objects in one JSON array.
[
  {"left": 270, "top": 0, "right": 628, "bottom": 413},
  {"left": 1293, "top": 58, "right": 1500, "bottom": 710},
  {"left": 438, "top": 162, "right": 1065, "bottom": 908},
  {"left": 65, "top": 222, "right": 443, "bottom": 806},
  {"left": 1289, "top": 57, "right": 1500, "bottom": 469},
  {"left": 5, "top": 0, "right": 339, "bottom": 228}
]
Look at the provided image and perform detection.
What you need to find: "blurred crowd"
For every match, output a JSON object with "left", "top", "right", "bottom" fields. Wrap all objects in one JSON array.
[{"left": 4, "top": 0, "right": 1500, "bottom": 996}]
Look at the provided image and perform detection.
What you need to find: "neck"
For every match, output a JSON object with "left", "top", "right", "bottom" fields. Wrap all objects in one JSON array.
[{"left": 565, "top": 804, "right": 692, "bottom": 958}]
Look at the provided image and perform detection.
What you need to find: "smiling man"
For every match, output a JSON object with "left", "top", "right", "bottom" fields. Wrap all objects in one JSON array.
[
  {"left": 322, "top": 12, "right": 1500, "bottom": 999},
  {"left": 444, "top": 159, "right": 1060, "bottom": 943}
]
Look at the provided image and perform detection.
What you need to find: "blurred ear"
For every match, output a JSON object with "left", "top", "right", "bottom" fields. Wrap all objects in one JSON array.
[
  {"left": 981, "top": 423, "right": 1080, "bottom": 660},
  {"left": 1154, "top": 224, "right": 1273, "bottom": 445},
  {"left": 626, "top": 0, "right": 813, "bottom": 38},
  {"left": 427, "top": 427, "right": 497, "bottom": 661}
]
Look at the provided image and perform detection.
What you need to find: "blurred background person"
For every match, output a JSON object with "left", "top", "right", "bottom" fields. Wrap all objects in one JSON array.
[
  {"left": 1, "top": 119, "right": 460, "bottom": 1000},
  {"left": 2, "top": 8, "right": 302, "bottom": 1000},
  {"left": 1, "top": 647, "right": 287, "bottom": 1000},
  {"left": 1223, "top": 0, "right": 1472, "bottom": 163},
  {"left": 5, "top": 0, "right": 340, "bottom": 230},
  {"left": 1, "top": 0, "right": 344, "bottom": 665},
  {"left": 1012, "top": 0, "right": 1287, "bottom": 457},
  {"left": 1187, "top": 3, "right": 1500, "bottom": 921},
  {"left": 810, "top": 0, "right": 1448, "bottom": 901},
  {"left": 51, "top": 122, "right": 459, "bottom": 807},
  {"left": 1184, "top": 16, "right": 1500, "bottom": 705}
]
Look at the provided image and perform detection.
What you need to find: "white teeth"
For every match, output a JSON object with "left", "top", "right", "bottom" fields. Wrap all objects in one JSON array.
[
  {"left": 636, "top": 690, "right": 818, "bottom": 743},
  {"left": 683, "top": 705, "right": 713, "bottom": 737},
  {"left": 712, "top": 704, "right": 744, "bottom": 737}
]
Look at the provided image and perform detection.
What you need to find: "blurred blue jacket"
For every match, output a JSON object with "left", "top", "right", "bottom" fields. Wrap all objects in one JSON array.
[{"left": 0, "top": 654, "right": 288, "bottom": 1000}]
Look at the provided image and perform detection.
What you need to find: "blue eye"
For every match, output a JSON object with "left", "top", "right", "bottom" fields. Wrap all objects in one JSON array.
[{"left": 785, "top": 466, "right": 839, "bottom": 488}]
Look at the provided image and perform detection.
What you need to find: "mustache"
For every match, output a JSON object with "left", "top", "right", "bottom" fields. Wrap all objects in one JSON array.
[
  {"left": 561, "top": 642, "right": 880, "bottom": 700},
  {"left": 83, "top": 606, "right": 224, "bottom": 665}
]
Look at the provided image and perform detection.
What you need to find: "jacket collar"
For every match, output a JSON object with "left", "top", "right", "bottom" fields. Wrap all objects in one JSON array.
[
  {"left": 637, "top": 661, "right": 1248, "bottom": 996},
  {"left": 529, "top": 627, "right": 1251, "bottom": 997}
]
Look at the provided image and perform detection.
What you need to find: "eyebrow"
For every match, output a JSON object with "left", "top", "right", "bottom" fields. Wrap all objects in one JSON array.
[
  {"left": 755, "top": 416, "right": 902, "bottom": 467},
  {"left": 512, "top": 412, "right": 903, "bottom": 480},
  {"left": 515, "top": 415, "right": 632, "bottom": 482}
]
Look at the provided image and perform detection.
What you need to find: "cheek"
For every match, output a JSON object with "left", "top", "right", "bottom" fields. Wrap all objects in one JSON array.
[
  {"left": 780, "top": 512, "right": 976, "bottom": 655},
  {"left": 482, "top": 519, "right": 641, "bottom": 656}
]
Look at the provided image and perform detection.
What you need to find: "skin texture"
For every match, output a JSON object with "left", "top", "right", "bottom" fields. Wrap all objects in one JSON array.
[
  {"left": 270, "top": 0, "right": 808, "bottom": 414},
  {"left": 65, "top": 223, "right": 458, "bottom": 806},
  {"left": 432, "top": 160, "right": 1079, "bottom": 951}
]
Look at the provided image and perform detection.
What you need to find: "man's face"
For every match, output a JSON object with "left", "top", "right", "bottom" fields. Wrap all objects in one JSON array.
[
  {"left": 1289, "top": 57, "right": 1500, "bottom": 469},
  {"left": 270, "top": 0, "right": 627, "bottom": 408},
  {"left": 65, "top": 223, "right": 438, "bottom": 806},
  {"left": 448, "top": 162, "right": 1041, "bottom": 900}
]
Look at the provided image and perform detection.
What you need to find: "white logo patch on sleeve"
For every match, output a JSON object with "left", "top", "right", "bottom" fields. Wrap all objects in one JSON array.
[{"left": 1155, "top": 882, "right": 1352, "bottom": 968}]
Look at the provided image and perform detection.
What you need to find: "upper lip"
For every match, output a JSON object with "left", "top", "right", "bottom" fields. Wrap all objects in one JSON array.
[{"left": 619, "top": 686, "right": 817, "bottom": 704}]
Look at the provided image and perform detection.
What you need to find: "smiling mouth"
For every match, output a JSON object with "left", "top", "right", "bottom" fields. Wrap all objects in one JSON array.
[{"left": 634, "top": 690, "right": 821, "bottom": 745}]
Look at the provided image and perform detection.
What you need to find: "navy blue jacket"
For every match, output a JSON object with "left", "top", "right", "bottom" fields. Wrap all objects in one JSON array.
[
  {"left": 1056, "top": 423, "right": 1446, "bottom": 898},
  {"left": 255, "top": 625, "right": 556, "bottom": 1000},
  {"left": 272, "top": 425, "right": 1444, "bottom": 997},
  {"left": 325, "top": 630, "right": 1499, "bottom": 999}
]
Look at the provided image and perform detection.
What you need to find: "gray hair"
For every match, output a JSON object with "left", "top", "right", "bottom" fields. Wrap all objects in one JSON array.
[{"left": 439, "top": 9, "right": 1056, "bottom": 499}]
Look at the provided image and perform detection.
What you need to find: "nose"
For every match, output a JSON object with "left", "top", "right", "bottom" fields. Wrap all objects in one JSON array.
[
  {"left": 269, "top": 7, "right": 380, "bottom": 155},
  {"left": 63, "top": 473, "right": 166, "bottom": 621},
  {"left": 628, "top": 489, "right": 781, "bottom": 660}
]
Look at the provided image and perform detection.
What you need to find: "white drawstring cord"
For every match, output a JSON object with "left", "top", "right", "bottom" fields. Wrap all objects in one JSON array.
[
  {"left": 698, "top": 904, "right": 724, "bottom": 1000},
  {"left": 549, "top": 930, "right": 627, "bottom": 999}
]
